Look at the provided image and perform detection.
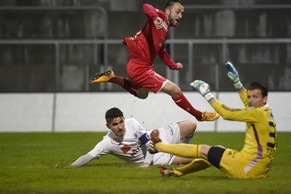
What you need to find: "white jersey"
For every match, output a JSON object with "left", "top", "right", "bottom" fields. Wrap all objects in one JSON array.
[
  {"left": 88, "top": 118, "right": 146, "bottom": 164},
  {"left": 83, "top": 118, "right": 182, "bottom": 166}
]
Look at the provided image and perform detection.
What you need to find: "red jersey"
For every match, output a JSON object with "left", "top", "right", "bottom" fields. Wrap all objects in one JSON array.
[{"left": 123, "top": 4, "right": 178, "bottom": 70}]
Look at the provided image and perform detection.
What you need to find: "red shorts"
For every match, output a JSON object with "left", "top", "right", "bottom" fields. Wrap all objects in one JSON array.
[{"left": 126, "top": 58, "right": 167, "bottom": 93}]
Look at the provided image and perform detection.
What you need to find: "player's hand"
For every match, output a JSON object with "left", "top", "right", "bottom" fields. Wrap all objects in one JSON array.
[
  {"left": 175, "top": 63, "right": 183, "bottom": 70},
  {"left": 146, "top": 141, "right": 158, "bottom": 154},
  {"left": 154, "top": 17, "right": 163, "bottom": 29},
  {"left": 169, "top": 63, "right": 182, "bottom": 70},
  {"left": 225, "top": 61, "right": 243, "bottom": 90},
  {"left": 55, "top": 160, "right": 73, "bottom": 169},
  {"left": 190, "top": 80, "right": 215, "bottom": 102},
  {"left": 225, "top": 61, "right": 240, "bottom": 82},
  {"left": 138, "top": 163, "right": 150, "bottom": 168}
]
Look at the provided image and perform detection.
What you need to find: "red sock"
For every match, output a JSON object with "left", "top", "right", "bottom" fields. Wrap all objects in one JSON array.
[
  {"left": 109, "top": 76, "right": 137, "bottom": 96},
  {"left": 173, "top": 94, "right": 202, "bottom": 120}
]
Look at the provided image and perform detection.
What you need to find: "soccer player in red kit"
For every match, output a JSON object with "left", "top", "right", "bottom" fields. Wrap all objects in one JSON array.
[{"left": 90, "top": 0, "right": 219, "bottom": 121}]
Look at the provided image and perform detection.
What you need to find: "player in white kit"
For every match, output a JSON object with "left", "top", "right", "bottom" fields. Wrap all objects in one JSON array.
[{"left": 69, "top": 107, "right": 197, "bottom": 168}]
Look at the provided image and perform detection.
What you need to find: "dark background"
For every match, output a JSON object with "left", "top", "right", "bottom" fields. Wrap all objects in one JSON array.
[{"left": 0, "top": 0, "right": 290, "bottom": 92}]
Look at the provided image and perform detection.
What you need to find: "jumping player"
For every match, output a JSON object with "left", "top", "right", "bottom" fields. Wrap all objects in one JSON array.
[
  {"left": 150, "top": 62, "right": 277, "bottom": 179},
  {"left": 68, "top": 107, "right": 197, "bottom": 168},
  {"left": 90, "top": 0, "right": 219, "bottom": 122}
]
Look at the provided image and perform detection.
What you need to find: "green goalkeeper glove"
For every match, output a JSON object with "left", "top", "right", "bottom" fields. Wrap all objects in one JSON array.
[
  {"left": 146, "top": 141, "right": 158, "bottom": 154},
  {"left": 190, "top": 80, "right": 215, "bottom": 103},
  {"left": 225, "top": 61, "right": 244, "bottom": 90}
]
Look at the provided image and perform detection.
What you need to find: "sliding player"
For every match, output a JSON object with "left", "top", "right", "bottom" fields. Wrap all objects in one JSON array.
[{"left": 68, "top": 107, "right": 197, "bottom": 168}]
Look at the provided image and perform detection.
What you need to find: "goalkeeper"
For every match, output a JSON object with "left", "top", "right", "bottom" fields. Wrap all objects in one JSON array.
[
  {"left": 150, "top": 61, "right": 277, "bottom": 179},
  {"left": 67, "top": 107, "right": 196, "bottom": 168}
]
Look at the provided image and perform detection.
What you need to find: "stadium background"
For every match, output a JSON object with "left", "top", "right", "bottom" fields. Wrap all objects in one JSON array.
[{"left": 0, "top": 0, "right": 290, "bottom": 132}]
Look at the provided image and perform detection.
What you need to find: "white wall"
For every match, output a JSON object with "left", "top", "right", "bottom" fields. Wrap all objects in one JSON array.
[
  {"left": 0, "top": 93, "right": 54, "bottom": 132},
  {"left": 0, "top": 92, "right": 289, "bottom": 132}
]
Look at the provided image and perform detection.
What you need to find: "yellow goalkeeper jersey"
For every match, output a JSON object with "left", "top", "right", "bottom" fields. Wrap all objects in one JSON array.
[{"left": 212, "top": 89, "right": 277, "bottom": 178}]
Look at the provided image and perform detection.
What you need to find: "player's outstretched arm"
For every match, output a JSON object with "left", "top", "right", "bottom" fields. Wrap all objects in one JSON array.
[
  {"left": 190, "top": 80, "right": 216, "bottom": 104},
  {"left": 69, "top": 154, "right": 95, "bottom": 168},
  {"left": 225, "top": 61, "right": 244, "bottom": 91}
]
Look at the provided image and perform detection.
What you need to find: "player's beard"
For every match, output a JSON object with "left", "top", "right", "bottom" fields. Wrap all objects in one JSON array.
[{"left": 168, "top": 16, "right": 175, "bottom": 26}]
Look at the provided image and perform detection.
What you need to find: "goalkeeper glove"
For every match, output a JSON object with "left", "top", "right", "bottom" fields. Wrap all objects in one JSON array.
[
  {"left": 225, "top": 61, "right": 244, "bottom": 90},
  {"left": 139, "top": 133, "right": 157, "bottom": 154},
  {"left": 190, "top": 80, "right": 215, "bottom": 103},
  {"left": 146, "top": 141, "right": 158, "bottom": 154}
]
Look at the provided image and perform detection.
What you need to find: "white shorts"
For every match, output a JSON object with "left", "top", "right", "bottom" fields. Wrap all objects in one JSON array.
[{"left": 152, "top": 122, "right": 181, "bottom": 165}]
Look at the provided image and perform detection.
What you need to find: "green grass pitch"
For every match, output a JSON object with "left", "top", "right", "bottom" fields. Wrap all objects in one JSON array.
[{"left": 0, "top": 132, "right": 290, "bottom": 194}]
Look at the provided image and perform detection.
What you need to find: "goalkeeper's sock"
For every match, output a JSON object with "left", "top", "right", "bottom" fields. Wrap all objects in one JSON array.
[
  {"left": 173, "top": 94, "right": 203, "bottom": 120},
  {"left": 174, "top": 158, "right": 211, "bottom": 177},
  {"left": 109, "top": 76, "right": 138, "bottom": 96},
  {"left": 155, "top": 142, "right": 201, "bottom": 158}
]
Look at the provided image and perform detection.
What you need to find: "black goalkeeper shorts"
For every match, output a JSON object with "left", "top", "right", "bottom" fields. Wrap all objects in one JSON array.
[{"left": 207, "top": 146, "right": 226, "bottom": 168}]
